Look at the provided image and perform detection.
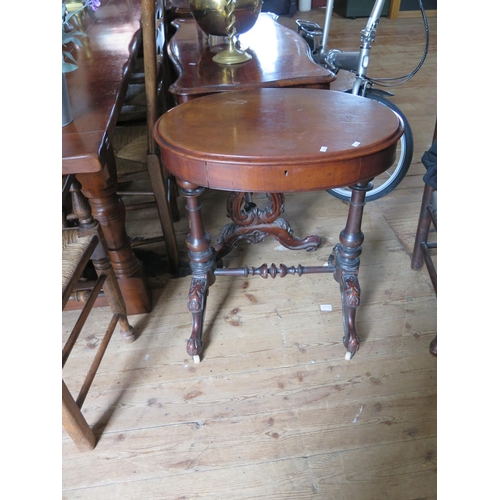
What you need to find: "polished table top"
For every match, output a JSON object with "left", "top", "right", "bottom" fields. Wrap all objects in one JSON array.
[
  {"left": 62, "top": 0, "right": 143, "bottom": 174},
  {"left": 154, "top": 88, "right": 404, "bottom": 192},
  {"left": 167, "top": 13, "right": 335, "bottom": 103}
]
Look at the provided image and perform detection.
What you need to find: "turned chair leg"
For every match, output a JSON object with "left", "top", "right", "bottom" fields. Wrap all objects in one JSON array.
[
  {"left": 411, "top": 183, "right": 436, "bottom": 272},
  {"left": 93, "top": 256, "right": 136, "bottom": 343}
]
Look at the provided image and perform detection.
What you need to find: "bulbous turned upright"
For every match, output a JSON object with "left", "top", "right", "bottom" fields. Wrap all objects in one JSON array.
[{"left": 189, "top": 0, "right": 262, "bottom": 37}]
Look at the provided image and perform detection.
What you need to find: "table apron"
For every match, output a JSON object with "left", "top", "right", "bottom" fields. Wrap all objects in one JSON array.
[{"left": 160, "top": 145, "right": 397, "bottom": 192}]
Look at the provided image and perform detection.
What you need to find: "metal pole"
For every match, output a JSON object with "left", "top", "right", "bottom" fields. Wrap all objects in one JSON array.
[{"left": 320, "top": 0, "right": 334, "bottom": 54}]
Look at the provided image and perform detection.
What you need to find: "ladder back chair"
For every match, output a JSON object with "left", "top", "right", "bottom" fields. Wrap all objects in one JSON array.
[
  {"left": 112, "top": 0, "right": 180, "bottom": 272},
  {"left": 411, "top": 139, "right": 437, "bottom": 356},
  {"left": 62, "top": 178, "right": 137, "bottom": 451}
]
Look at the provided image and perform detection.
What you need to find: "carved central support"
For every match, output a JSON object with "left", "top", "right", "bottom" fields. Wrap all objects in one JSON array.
[
  {"left": 213, "top": 191, "right": 321, "bottom": 260},
  {"left": 227, "top": 192, "right": 284, "bottom": 225}
]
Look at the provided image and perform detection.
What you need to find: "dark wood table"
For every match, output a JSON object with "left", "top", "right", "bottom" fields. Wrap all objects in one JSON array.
[
  {"left": 167, "top": 13, "right": 335, "bottom": 104},
  {"left": 154, "top": 88, "right": 404, "bottom": 363},
  {"left": 62, "top": 0, "right": 152, "bottom": 315}
]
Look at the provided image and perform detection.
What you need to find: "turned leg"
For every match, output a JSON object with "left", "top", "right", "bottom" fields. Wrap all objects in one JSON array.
[
  {"left": 177, "top": 180, "right": 216, "bottom": 363},
  {"left": 70, "top": 179, "right": 136, "bottom": 343},
  {"left": 332, "top": 182, "right": 371, "bottom": 360},
  {"left": 76, "top": 138, "right": 152, "bottom": 315}
]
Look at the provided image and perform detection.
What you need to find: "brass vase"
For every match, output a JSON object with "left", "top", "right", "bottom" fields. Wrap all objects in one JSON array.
[{"left": 189, "top": 0, "right": 262, "bottom": 64}]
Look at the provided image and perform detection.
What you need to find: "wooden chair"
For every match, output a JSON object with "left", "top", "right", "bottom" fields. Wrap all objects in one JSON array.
[
  {"left": 62, "top": 179, "right": 136, "bottom": 451},
  {"left": 111, "top": 0, "right": 180, "bottom": 272},
  {"left": 411, "top": 141, "right": 437, "bottom": 356}
]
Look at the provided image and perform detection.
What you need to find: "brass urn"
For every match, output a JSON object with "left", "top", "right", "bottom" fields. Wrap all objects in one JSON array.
[{"left": 189, "top": 0, "right": 262, "bottom": 64}]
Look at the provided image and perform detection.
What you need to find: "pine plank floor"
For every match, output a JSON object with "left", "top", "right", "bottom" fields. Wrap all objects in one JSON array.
[{"left": 62, "top": 9, "right": 437, "bottom": 499}]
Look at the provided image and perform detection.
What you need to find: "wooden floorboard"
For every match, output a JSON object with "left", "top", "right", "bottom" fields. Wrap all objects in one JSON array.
[{"left": 62, "top": 10, "right": 437, "bottom": 500}]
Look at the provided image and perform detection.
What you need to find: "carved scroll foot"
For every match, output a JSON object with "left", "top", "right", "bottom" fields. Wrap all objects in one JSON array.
[
  {"left": 187, "top": 277, "right": 209, "bottom": 362},
  {"left": 336, "top": 269, "right": 361, "bottom": 360}
]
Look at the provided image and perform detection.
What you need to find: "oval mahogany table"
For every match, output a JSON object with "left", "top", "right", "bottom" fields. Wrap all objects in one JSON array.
[{"left": 154, "top": 88, "right": 404, "bottom": 362}]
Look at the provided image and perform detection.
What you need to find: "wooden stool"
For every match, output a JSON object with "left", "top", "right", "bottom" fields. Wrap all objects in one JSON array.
[{"left": 154, "top": 88, "right": 404, "bottom": 362}]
